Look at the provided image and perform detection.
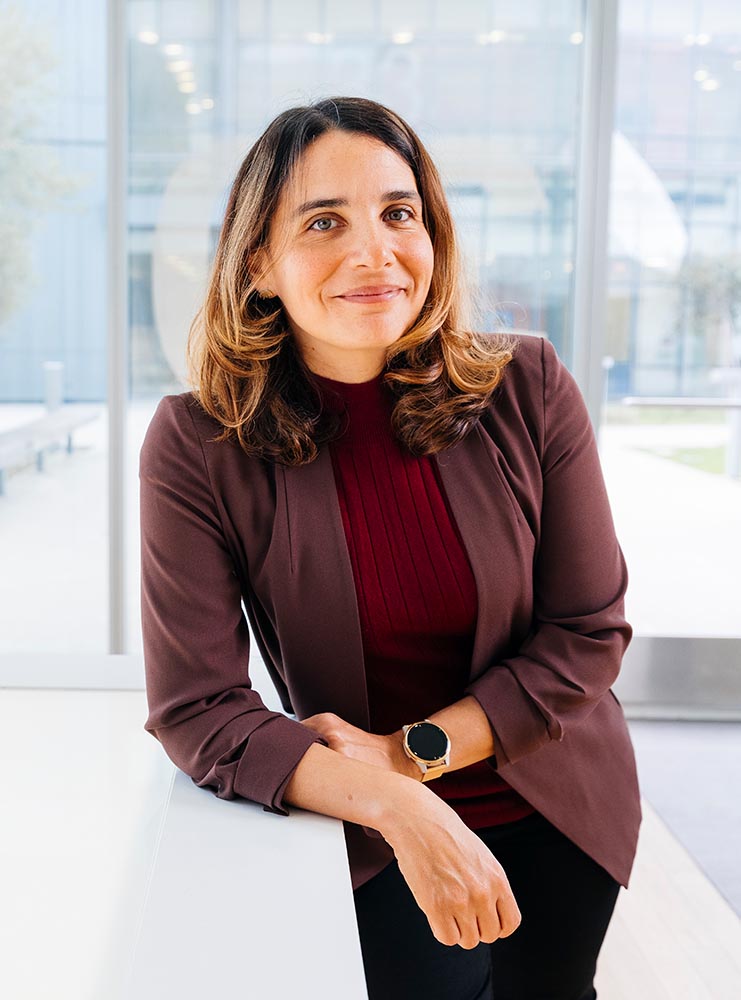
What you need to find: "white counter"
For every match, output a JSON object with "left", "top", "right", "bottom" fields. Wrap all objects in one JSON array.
[
  {"left": 124, "top": 766, "right": 368, "bottom": 999},
  {"left": 0, "top": 679, "right": 368, "bottom": 1000}
]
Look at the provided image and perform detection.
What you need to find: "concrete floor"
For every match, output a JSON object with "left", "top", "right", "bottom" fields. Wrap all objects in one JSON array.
[{"left": 627, "top": 718, "right": 741, "bottom": 916}]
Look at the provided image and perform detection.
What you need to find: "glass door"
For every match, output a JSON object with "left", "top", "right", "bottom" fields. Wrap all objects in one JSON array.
[{"left": 601, "top": 0, "right": 741, "bottom": 715}]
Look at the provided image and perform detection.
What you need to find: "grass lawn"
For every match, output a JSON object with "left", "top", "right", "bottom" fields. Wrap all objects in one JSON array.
[
  {"left": 636, "top": 445, "right": 727, "bottom": 475},
  {"left": 605, "top": 404, "right": 726, "bottom": 426}
]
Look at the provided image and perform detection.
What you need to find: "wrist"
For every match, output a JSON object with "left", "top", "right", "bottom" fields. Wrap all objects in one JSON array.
[
  {"left": 374, "top": 769, "right": 432, "bottom": 840},
  {"left": 389, "top": 728, "right": 425, "bottom": 782}
]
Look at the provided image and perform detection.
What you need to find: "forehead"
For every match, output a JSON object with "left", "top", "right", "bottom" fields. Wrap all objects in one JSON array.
[{"left": 280, "top": 131, "right": 418, "bottom": 208}]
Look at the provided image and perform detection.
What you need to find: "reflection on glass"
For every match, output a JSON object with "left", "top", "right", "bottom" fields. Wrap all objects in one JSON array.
[
  {"left": 602, "top": 0, "right": 741, "bottom": 638},
  {"left": 129, "top": 1, "right": 587, "bottom": 400},
  {"left": 126, "top": 1, "right": 587, "bottom": 657},
  {"left": 0, "top": 0, "right": 589, "bottom": 654},
  {"left": 0, "top": 1, "right": 107, "bottom": 654}
]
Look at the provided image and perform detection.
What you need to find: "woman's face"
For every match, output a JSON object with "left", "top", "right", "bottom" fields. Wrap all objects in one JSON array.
[{"left": 259, "top": 129, "right": 434, "bottom": 381}]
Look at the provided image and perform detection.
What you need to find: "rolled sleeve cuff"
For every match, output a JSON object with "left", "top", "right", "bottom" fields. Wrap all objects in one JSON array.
[
  {"left": 232, "top": 713, "right": 330, "bottom": 817},
  {"left": 464, "top": 665, "right": 553, "bottom": 767}
]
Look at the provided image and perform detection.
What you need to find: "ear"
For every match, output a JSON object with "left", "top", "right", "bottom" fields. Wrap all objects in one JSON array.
[
  {"left": 247, "top": 246, "right": 274, "bottom": 294},
  {"left": 247, "top": 247, "right": 267, "bottom": 288}
]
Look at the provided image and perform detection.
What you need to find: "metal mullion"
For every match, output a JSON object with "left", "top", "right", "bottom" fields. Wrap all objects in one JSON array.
[
  {"left": 571, "top": 0, "right": 620, "bottom": 438},
  {"left": 107, "top": 0, "right": 128, "bottom": 653}
]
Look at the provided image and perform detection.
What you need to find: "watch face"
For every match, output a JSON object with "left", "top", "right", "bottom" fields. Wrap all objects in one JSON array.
[{"left": 407, "top": 722, "right": 448, "bottom": 762}]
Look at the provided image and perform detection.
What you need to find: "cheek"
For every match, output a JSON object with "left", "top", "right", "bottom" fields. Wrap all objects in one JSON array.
[
  {"left": 406, "top": 235, "right": 434, "bottom": 288},
  {"left": 408, "top": 228, "right": 433, "bottom": 262},
  {"left": 279, "top": 253, "right": 324, "bottom": 296}
]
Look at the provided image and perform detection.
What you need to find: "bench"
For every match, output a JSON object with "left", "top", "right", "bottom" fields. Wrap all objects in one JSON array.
[{"left": 0, "top": 404, "right": 101, "bottom": 496}]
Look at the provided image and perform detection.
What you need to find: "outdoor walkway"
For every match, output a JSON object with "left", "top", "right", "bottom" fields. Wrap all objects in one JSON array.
[{"left": 1, "top": 402, "right": 739, "bottom": 649}]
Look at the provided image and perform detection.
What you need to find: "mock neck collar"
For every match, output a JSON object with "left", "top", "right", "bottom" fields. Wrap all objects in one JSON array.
[{"left": 309, "top": 369, "right": 389, "bottom": 416}]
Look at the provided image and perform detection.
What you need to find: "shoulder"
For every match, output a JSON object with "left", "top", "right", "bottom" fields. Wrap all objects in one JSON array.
[
  {"left": 477, "top": 332, "right": 548, "bottom": 412},
  {"left": 147, "top": 389, "right": 217, "bottom": 423},
  {"left": 141, "top": 391, "right": 191, "bottom": 451},
  {"left": 484, "top": 334, "right": 594, "bottom": 473},
  {"left": 142, "top": 390, "right": 225, "bottom": 445},
  {"left": 473, "top": 333, "right": 571, "bottom": 461},
  {"left": 140, "top": 390, "right": 273, "bottom": 501},
  {"left": 496, "top": 330, "right": 546, "bottom": 363},
  {"left": 139, "top": 390, "right": 226, "bottom": 474},
  {"left": 481, "top": 332, "right": 572, "bottom": 409},
  {"left": 474, "top": 330, "right": 549, "bottom": 381}
]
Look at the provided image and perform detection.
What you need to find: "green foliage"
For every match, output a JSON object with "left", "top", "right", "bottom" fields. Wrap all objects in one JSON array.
[
  {"left": 636, "top": 445, "right": 726, "bottom": 476},
  {"left": 0, "top": 2, "right": 83, "bottom": 329}
]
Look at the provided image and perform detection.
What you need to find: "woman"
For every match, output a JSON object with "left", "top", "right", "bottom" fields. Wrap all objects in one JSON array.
[{"left": 139, "top": 96, "right": 642, "bottom": 1000}]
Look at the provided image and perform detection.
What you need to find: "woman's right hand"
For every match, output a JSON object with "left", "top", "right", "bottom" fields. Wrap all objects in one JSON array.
[{"left": 380, "top": 793, "right": 522, "bottom": 949}]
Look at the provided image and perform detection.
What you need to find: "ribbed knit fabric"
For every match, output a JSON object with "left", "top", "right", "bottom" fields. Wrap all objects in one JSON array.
[{"left": 311, "top": 368, "right": 535, "bottom": 830}]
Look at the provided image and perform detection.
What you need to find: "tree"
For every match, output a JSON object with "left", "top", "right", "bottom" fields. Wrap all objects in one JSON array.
[
  {"left": 677, "top": 253, "right": 741, "bottom": 368},
  {"left": 0, "top": 1, "right": 82, "bottom": 331}
]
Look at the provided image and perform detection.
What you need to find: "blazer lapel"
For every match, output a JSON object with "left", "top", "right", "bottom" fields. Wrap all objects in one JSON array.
[
  {"left": 273, "top": 446, "right": 371, "bottom": 729},
  {"left": 434, "top": 425, "right": 536, "bottom": 686}
]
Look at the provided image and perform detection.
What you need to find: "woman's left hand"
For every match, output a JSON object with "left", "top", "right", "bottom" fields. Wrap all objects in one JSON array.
[{"left": 300, "top": 713, "right": 423, "bottom": 782}]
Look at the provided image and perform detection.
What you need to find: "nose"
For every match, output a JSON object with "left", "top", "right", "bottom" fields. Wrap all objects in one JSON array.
[{"left": 347, "top": 219, "right": 395, "bottom": 268}]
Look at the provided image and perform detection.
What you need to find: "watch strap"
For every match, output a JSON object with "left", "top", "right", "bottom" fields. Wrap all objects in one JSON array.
[
  {"left": 402, "top": 720, "right": 450, "bottom": 781},
  {"left": 420, "top": 760, "right": 448, "bottom": 782}
]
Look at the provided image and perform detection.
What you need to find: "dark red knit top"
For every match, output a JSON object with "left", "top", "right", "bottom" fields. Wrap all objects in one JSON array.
[{"left": 311, "top": 367, "right": 535, "bottom": 830}]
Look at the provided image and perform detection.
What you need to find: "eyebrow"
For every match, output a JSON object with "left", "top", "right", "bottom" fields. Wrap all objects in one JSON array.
[{"left": 294, "top": 189, "right": 422, "bottom": 218}]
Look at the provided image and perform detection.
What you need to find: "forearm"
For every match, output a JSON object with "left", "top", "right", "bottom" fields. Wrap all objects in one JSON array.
[
  {"left": 390, "top": 695, "right": 504, "bottom": 775},
  {"left": 431, "top": 694, "right": 502, "bottom": 770},
  {"left": 283, "top": 740, "right": 429, "bottom": 835}
]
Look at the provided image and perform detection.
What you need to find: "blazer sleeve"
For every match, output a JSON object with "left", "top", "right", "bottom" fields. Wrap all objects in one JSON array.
[
  {"left": 464, "top": 337, "right": 633, "bottom": 767},
  {"left": 139, "top": 394, "right": 329, "bottom": 814}
]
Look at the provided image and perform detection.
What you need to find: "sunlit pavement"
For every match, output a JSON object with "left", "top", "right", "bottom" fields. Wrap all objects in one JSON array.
[
  {"left": 1, "top": 404, "right": 738, "bottom": 650},
  {"left": 599, "top": 421, "right": 740, "bottom": 637}
]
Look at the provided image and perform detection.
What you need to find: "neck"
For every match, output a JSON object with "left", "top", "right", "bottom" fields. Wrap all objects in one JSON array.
[
  {"left": 298, "top": 347, "right": 388, "bottom": 384},
  {"left": 307, "top": 363, "right": 385, "bottom": 383}
]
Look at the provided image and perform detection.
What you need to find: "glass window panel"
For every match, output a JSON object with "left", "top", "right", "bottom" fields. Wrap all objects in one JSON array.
[
  {"left": 0, "top": 0, "right": 108, "bottom": 654},
  {"left": 272, "top": 0, "right": 323, "bottom": 37},
  {"left": 325, "top": 0, "right": 375, "bottom": 34},
  {"left": 127, "top": 1, "right": 585, "bottom": 657},
  {"left": 238, "top": 1, "right": 268, "bottom": 35},
  {"left": 1, "top": 0, "right": 587, "bottom": 658},
  {"left": 379, "top": 0, "right": 429, "bottom": 35},
  {"left": 602, "top": 0, "right": 741, "bottom": 638}
]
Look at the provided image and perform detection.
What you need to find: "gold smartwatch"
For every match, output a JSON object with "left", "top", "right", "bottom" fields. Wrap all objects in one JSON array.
[{"left": 402, "top": 720, "right": 451, "bottom": 781}]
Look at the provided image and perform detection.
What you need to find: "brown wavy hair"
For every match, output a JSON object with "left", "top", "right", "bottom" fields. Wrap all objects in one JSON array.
[{"left": 185, "top": 95, "right": 518, "bottom": 465}]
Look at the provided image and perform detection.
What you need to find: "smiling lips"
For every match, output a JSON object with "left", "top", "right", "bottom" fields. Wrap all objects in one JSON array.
[{"left": 337, "top": 285, "right": 404, "bottom": 303}]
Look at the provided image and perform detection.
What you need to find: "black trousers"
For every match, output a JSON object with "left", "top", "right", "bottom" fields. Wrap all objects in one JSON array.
[{"left": 352, "top": 809, "right": 621, "bottom": 1000}]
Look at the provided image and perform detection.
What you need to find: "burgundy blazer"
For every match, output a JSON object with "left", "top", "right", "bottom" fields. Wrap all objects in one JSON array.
[{"left": 139, "top": 333, "right": 642, "bottom": 892}]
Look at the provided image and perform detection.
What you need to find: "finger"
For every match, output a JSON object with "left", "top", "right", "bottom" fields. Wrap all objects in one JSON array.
[
  {"left": 496, "top": 891, "right": 522, "bottom": 938},
  {"left": 456, "top": 912, "right": 483, "bottom": 951},
  {"left": 454, "top": 914, "right": 482, "bottom": 951},
  {"left": 476, "top": 906, "right": 502, "bottom": 945},
  {"left": 429, "top": 914, "right": 461, "bottom": 948}
]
